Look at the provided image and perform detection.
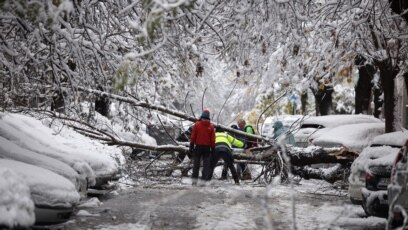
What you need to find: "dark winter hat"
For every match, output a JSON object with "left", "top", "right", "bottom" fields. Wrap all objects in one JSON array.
[{"left": 200, "top": 109, "right": 210, "bottom": 120}]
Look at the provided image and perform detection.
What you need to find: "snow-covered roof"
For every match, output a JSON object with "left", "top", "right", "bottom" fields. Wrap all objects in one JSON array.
[
  {"left": 0, "top": 159, "right": 80, "bottom": 208},
  {"left": 302, "top": 114, "right": 382, "bottom": 128},
  {"left": 0, "top": 168, "right": 35, "bottom": 228},
  {"left": 0, "top": 136, "right": 82, "bottom": 190},
  {"left": 371, "top": 131, "right": 408, "bottom": 147},
  {"left": 311, "top": 123, "right": 385, "bottom": 153}
]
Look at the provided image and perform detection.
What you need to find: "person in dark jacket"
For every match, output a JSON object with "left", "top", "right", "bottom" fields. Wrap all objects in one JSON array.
[
  {"left": 209, "top": 128, "right": 244, "bottom": 184},
  {"left": 220, "top": 124, "right": 240, "bottom": 180},
  {"left": 190, "top": 109, "right": 215, "bottom": 185}
]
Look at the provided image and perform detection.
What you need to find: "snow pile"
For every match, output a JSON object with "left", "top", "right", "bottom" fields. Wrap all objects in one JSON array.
[
  {"left": 312, "top": 123, "right": 385, "bottom": 152},
  {"left": 0, "top": 168, "right": 35, "bottom": 228},
  {"left": 316, "top": 204, "right": 386, "bottom": 228},
  {"left": 0, "top": 159, "right": 80, "bottom": 208},
  {"left": 96, "top": 223, "right": 150, "bottom": 230},
  {"left": 77, "top": 197, "right": 102, "bottom": 208}
]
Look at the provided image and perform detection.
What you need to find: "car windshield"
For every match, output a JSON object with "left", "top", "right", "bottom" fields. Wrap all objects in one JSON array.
[{"left": 299, "top": 124, "right": 324, "bottom": 129}]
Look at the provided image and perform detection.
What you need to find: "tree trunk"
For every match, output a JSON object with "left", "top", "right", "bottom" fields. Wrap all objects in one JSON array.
[
  {"left": 301, "top": 91, "right": 308, "bottom": 115},
  {"left": 373, "top": 84, "right": 383, "bottom": 118},
  {"left": 355, "top": 56, "right": 375, "bottom": 114},
  {"left": 404, "top": 72, "right": 408, "bottom": 101},
  {"left": 51, "top": 91, "right": 65, "bottom": 113},
  {"left": 95, "top": 86, "right": 110, "bottom": 117},
  {"left": 292, "top": 164, "right": 349, "bottom": 184},
  {"left": 313, "top": 85, "right": 333, "bottom": 116},
  {"left": 376, "top": 59, "right": 399, "bottom": 133}
]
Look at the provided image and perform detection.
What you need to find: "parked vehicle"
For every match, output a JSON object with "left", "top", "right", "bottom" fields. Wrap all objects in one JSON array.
[
  {"left": 349, "top": 131, "right": 408, "bottom": 205},
  {"left": 361, "top": 132, "right": 408, "bottom": 217},
  {"left": 388, "top": 139, "right": 408, "bottom": 226},
  {"left": 1, "top": 113, "right": 120, "bottom": 190},
  {"left": 0, "top": 159, "right": 80, "bottom": 225},
  {"left": 0, "top": 168, "right": 35, "bottom": 229},
  {"left": 0, "top": 136, "right": 86, "bottom": 195},
  {"left": 0, "top": 116, "right": 95, "bottom": 190},
  {"left": 294, "top": 114, "right": 382, "bottom": 147},
  {"left": 311, "top": 123, "right": 385, "bottom": 153}
]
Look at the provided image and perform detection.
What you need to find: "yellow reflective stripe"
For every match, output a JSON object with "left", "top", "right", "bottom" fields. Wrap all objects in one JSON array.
[
  {"left": 227, "top": 135, "right": 244, "bottom": 148},
  {"left": 215, "top": 132, "right": 231, "bottom": 147}
]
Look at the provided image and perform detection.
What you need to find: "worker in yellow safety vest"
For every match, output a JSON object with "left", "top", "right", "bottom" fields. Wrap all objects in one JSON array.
[{"left": 209, "top": 127, "right": 244, "bottom": 185}]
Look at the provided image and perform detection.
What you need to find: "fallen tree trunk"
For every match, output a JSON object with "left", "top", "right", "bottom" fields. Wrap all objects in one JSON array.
[
  {"left": 233, "top": 146, "right": 357, "bottom": 166},
  {"left": 292, "top": 164, "right": 350, "bottom": 184},
  {"left": 72, "top": 86, "right": 270, "bottom": 143}
]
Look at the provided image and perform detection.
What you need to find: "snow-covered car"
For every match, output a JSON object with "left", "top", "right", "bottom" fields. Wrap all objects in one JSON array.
[
  {"left": 0, "top": 113, "right": 120, "bottom": 189},
  {"left": 0, "top": 136, "right": 87, "bottom": 195},
  {"left": 0, "top": 168, "right": 35, "bottom": 229},
  {"left": 0, "top": 159, "right": 80, "bottom": 225},
  {"left": 349, "top": 131, "right": 408, "bottom": 205},
  {"left": 294, "top": 114, "right": 383, "bottom": 147},
  {"left": 311, "top": 122, "right": 385, "bottom": 153},
  {"left": 361, "top": 133, "right": 408, "bottom": 218},
  {"left": 388, "top": 140, "right": 408, "bottom": 226}
]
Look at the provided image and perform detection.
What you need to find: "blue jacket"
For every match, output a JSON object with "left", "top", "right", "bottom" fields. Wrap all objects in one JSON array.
[{"left": 272, "top": 121, "right": 295, "bottom": 145}]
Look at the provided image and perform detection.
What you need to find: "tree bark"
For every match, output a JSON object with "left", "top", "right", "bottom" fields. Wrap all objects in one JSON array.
[
  {"left": 95, "top": 86, "right": 110, "bottom": 117},
  {"left": 355, "top": 56, "right": 375, "bottom": 114},
  {"left": 376, "top": 59, "right": 399, "bottom": 133},
  {"left": 313, "top": 85, "right": 333, "bottom": 116},
  {"left": 292, "top": 164, "right": 349, "bottom": 184},
  {"left": 373, "top": 84, "right": 383, "bottom": 118},
  {"left": 301, "top": 91, "right": 308, "bottom": 115}
]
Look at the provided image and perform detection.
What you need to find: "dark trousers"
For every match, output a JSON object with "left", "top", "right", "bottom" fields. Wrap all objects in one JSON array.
[
  {"left": 209, "top": 147, "right": 239, "bottom": 183},
  {"left": 192, "top": 145, "right": 212, "bottom": 181}
]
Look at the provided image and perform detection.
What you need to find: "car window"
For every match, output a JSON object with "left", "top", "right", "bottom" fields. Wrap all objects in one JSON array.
[
  {"left": 299, "top": 124, "right": 324, "bottom": 129},
  {"left": 370, "top": 144, "right": 402, "bottom": 148}
]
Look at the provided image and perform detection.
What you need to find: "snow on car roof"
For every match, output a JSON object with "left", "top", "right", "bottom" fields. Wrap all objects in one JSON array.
[
  {"left": 371, "top": 131, "right": 408, "bottom": 147},
  {"left": 351, "top": 145, "right": 400, "bottom": 174},
  {"left": 0, "top": 115, "right": 96, "bottom": 186},
  {"left": 311, "top": 123, "right": 385, "bottom": 153},
  {"left": 0, "top": 136, "right": 81, "bottom": 189},
  {"left": 302, "top": 114, "right": 382, "bottom": 128},
  {"left": 0, "top": 159, "right": 80, "bottom": 208},
  {"left": 1, "top": 113, "right": 121, "bottom": 178},
  {"left": 0, "top": 168, "right": 35, "bottom": 228}
]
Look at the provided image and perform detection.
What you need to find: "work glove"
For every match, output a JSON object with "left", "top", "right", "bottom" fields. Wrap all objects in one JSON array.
[{"left": 189, "top": 143, "right": 194, "bottom": 153}]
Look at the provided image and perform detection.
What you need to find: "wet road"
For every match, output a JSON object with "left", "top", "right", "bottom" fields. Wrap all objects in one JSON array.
[{"left": 40, "top": 179, "right": 386, "bottom": 230}]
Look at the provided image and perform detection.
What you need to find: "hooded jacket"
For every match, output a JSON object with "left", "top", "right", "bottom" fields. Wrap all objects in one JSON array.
[
  {"left": 272, "top": 121, "right": 295, "bottom": 145},
  {"left": 190, "top": 119, "right": 215, "bottom": 148}
]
